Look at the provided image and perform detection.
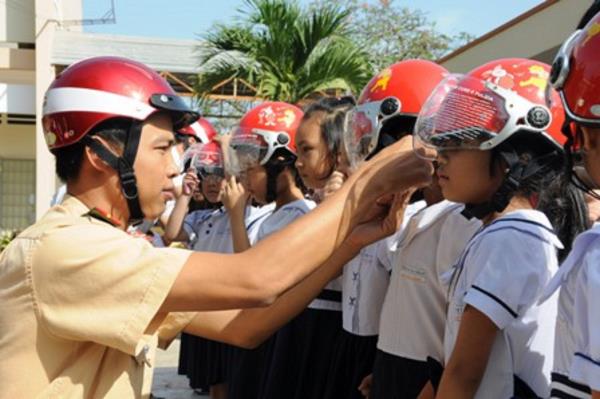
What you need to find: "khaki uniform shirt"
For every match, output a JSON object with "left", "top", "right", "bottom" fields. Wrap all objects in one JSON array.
[{"left": 0, "top": 196, "right": 195, "bottom": 398}]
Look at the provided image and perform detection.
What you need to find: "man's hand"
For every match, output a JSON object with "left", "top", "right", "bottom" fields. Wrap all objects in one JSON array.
[
  {"left": 347, "top": 190, "right": 414, "bottom": 248},
  {"left": 337, "top": 136, "right": 433, "bottom": 245},
  {"left": 182, "top": 169, "right": 200, "bottom": 196},
  {"left": 223, "top": 176, "right": 249, "bottom": 216}
]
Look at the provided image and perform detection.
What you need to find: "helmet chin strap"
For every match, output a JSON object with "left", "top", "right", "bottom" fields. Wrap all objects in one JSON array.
[
  {"left": 81, "top": 121, "right": 145, "bottom": 226},
  {"left": 461, "top": 147, "right": 561, "bottom": 220}
]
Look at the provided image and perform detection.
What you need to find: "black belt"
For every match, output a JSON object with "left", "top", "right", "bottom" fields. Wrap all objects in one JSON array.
[{"left": 316, "top": 289, "right": 342, "bottom": 303}]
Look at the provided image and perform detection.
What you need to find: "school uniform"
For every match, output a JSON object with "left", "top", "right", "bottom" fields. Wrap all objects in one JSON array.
[
  {"left": 178, "top": 204, "right": 273, "bottom": 391},
  {"left": 443, "top": 210, "right": 560, "bottom": 398},
  {"left": 322, "top": 241, "right": 387, "bottom": 399},
  {"left": 227, "top": 199, "right": 317, "bottom": 399},
  {"left": 370, "top": 200, "right": 480, "bottom": 399},
  {"left": 541, "top": 224, "right": 600, "bottom": 396},
  {"left": 541, "top": 225, "right": 600, "bottom": 398}
]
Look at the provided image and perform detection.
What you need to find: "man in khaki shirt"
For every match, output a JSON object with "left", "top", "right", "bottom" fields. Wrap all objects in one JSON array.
[{"left": 0, "top": 56, "right": 432, "bottom": 398}]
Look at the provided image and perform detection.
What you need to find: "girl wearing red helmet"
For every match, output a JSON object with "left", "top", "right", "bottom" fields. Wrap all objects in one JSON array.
[
  {"left": 257, "top": 97, "right": 352, "bottom": 399},
  {"left": 344, "top": 60, "right": 481, "bottom": 399},
  {"left": 541, "top": 11, "right": 600, "bottom": 398},
  {"left": 165, "top": 141, "right": 274, "bottom": 398},
  {"left": 225, "top": 101, "right": 321, "bottom": 399},
  {"left": 414, "top": 59, "right": 570, "bottom": 398}
]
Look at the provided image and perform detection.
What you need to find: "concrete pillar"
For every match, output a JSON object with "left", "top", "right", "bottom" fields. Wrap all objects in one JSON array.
[{"left": 34, "top": 0, "right": 82, "bottom": 219}]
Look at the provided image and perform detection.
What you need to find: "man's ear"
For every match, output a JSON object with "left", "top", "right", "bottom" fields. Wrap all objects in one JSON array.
[{"left": 83, "top": 138, "right": 117, "bottom": 174}]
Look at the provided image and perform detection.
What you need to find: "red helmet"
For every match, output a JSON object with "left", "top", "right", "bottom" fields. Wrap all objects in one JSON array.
[
  {"left": 415, "top": 58, "right": 565, "bottom": 155},
  {"left": 548, "top": 13, "right": 600, "bottom": 124},
  {"left": 345, "top": 59, "right": 448, "bottom": 166},
  {"left": 179, "top": 118, "right": 217, "bottom": 143},
  {"left": 184, "top": 141, "right": 224, "bottom": 178},
  {"left": 230, "top": 101, "right": 303, "bottom": 170},
  {"left": 42, "top": 56, "right": 199, "bottom": 150},
  {"left": 42, "top": 56, "right": 199, "bottom": 224}
]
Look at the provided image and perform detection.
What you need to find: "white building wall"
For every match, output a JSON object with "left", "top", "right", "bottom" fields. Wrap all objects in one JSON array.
[
  {"left": 0, "top": 83, "right": 35, "bottom": 114},
  {"left": 0, "top": 0, "right": 35, "bottom": 43},
  {"left": 35, "top": 0, "right": 83, "bottom": 219}
]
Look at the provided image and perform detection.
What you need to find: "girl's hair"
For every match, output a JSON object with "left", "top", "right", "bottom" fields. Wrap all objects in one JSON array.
[
  {"left": 302, "top": 96, "right": 356, "bottom": 172},
  {"left": 489, "top": 134, "right": 589, "bottom": 262},
  {"left": 537, "top": 176, "right": 590, "bottom": 262}
]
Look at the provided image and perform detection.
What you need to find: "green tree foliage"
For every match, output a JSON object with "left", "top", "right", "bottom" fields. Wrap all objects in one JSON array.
[
  {"left": 195, "top": 0, "right": 374, "bottom": 103},
  {"left": 319, "top": 0, "right": 475, "bottom": 71}
]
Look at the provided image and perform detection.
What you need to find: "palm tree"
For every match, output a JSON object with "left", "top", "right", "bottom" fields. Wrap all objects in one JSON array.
[{"left": 195, "top": 0, "right": 373, "bottom": 104}]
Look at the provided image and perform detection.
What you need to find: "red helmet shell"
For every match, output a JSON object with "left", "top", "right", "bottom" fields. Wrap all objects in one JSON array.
[
  {"left": 237, "top": 101, "right": 303, "bottom": 154},
  {"left": 562, "top": 14, "right": 600, "bottom": 122},
  {"left": 179, "top": 118, "right": 218, "bottom": 143},
  {"left": 358, "top": 59, "right": 449, "bottom": 115},
  {"left": 468, "top": 58, "right": 566, "bottom": 147},
  {"left": 42, "top": 56, "right": 198, "bottom": 150}
]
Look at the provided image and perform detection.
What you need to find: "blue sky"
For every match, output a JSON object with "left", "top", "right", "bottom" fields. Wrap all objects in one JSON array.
[{"left": 83, "top": 0, "right": 544, "bottom": 41}]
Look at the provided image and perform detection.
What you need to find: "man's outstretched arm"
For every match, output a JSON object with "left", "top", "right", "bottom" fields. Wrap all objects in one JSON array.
[{"left": 160, "top": 137, "right": 433, "bottom": 312}]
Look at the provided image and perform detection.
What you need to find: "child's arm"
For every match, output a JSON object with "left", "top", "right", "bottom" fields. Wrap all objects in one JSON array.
[
  {"left": 222, "top": 176, "right": 252, "bottom": 252},
  {"left": 164, "top": 169, "right": 198, "bottom": 242},
  {"left": 436, "top": 305, "right": 498, "bottom": 399},
  {"left": 416, "top": 382, "right": 435, "bottom": 399}
]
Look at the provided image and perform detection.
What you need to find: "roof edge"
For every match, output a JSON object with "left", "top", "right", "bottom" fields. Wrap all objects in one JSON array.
[{"left": 437, "top": 0, "right": 560, "bottom": 64}]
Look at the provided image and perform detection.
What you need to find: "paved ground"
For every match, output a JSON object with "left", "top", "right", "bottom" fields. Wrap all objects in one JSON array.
[{"left": 152, "top": 337, "right": 208, "bottom": 398}]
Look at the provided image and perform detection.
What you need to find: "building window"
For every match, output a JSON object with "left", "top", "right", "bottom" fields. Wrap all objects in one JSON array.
[{"left": 0, "top": 159, "right": 35, "bottom": 231}]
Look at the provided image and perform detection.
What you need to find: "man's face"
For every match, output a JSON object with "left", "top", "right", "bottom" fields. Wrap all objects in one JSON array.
[{"left": 133, "top": 113, "right": 179, "bottom": 220}]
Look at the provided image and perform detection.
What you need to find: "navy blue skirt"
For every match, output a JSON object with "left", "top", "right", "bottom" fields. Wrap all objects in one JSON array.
[
  {"left": 370, "top": 349, "right": 430, "bottom": 399},
  {"left": 322, "top": 330, "right": 378, "bottom": 399},
  {"left": 259, "top": 307, "right": 342, "bottom": 399},
  {"left": 178, "top": 332, "right": 232, "bottom": 389}
]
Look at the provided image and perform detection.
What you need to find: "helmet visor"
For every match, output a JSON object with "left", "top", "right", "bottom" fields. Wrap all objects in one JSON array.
[
  {"left": 343, "top": 97, "right": 402, "bottom": 167},
  {"left": 413, "top": 74, "right": 537, "bottom": 158},
  {"left": 150, "top": 93, "right": 200, "bottom": 130},
  {"left": 229, "top": 127, "right": 270, "bottom": 176},
  {"left": 183, "top": 143, "right": 224, "bottom": 178}
]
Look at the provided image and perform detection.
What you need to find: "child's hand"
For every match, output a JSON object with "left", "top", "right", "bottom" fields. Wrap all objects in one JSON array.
[
  {"left": 358, "top": 373, "right": 372, "bottom": 398},
  {"left": 214, "top": 132, "right": 232, "bottom": 147},
  {"left": 223, "top": 176, "right": 250, "bottom": 216},
  {"left": 322, "top": 170, "right": 347, "bottom": 199},
  {"left": 182, "top": 169, "right": 200, "bottom": 196}
]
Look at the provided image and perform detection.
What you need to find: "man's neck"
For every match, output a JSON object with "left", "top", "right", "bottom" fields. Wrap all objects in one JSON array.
[{"left": 68, "top": 184, "right": 129, "bottom": 230}]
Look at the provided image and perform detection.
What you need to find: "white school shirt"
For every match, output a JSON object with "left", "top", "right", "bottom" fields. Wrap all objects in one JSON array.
[
  {"left": 341, "top": 241, "right": 388, "bottom": 336},
  {"left": 562, "top": 224, "right": 600, "bottom": 392},
  {"left": 256, "top": 198, "right": 344, "bottom": 312},
  {"left": 541, "top": 225, "right": 600, "bottom": 398},
  {"left": 376, "top": 200, "right": 480, "bottom": 363},
  {"left": 444, "top": 210, "right": 561, "bottom": 398},
  {"left": 340, "top": 200, "right": 425, "bottom": 337},
  {"left": 184, "top": 204, "right": 274, "bottom": 253}
]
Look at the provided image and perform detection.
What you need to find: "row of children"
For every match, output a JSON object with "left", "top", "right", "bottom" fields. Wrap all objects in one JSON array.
[{"left": 163, "top": 5, "right": 600, "bottom": 399}]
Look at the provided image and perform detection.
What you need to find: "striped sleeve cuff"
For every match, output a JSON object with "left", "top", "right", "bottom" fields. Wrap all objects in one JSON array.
[
  {"left": 464, "top": 285, "right": 517, "bottom": 330},
  {"left": 570, "top": 352, "right": 600, "bottom": 391}
]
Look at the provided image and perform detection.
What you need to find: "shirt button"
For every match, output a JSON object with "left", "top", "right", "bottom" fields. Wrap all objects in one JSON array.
[{"left": 205, "top": 230, "right": 210, "bottom": 234}]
